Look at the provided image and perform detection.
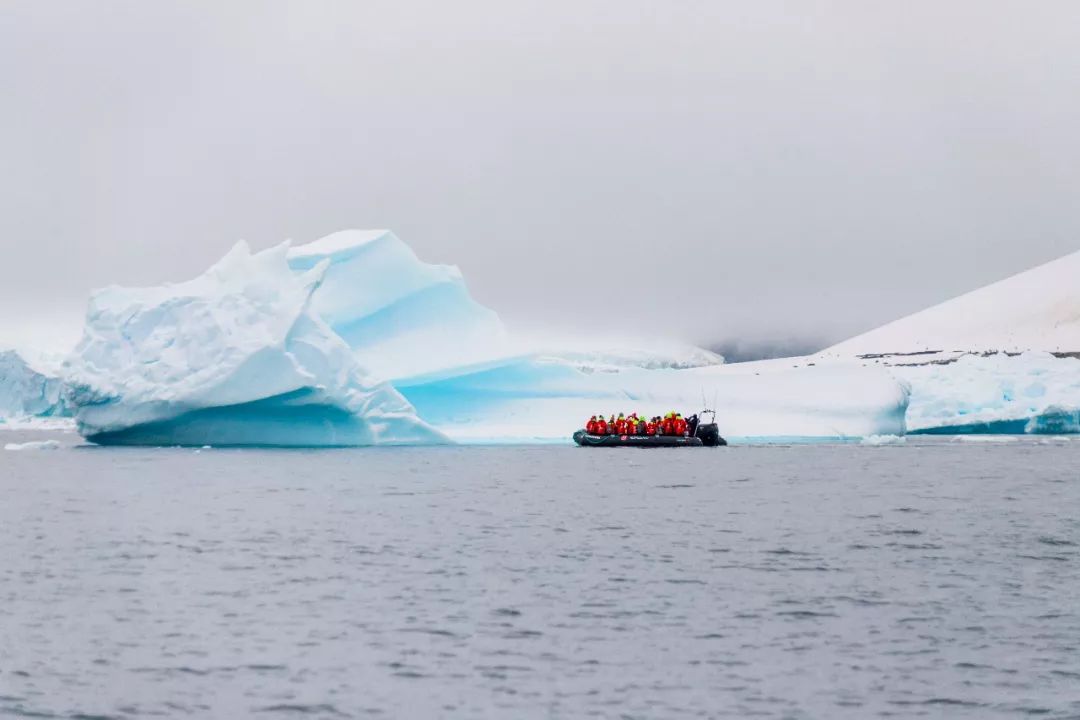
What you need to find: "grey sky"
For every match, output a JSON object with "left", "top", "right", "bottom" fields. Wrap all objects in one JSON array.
[{"left": 2, "top": 1, "right": 1079, "bottom": 353}]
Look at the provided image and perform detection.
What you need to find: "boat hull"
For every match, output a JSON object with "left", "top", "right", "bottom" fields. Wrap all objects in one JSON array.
[{"left": 573, "top": 431, "right": 705, "bottom": 448}]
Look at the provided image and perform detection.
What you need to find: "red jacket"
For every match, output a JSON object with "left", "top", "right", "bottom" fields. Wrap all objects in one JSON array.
[
  {"left": 661, "top": 418, "right": 674, "bottom": 435},
  {"left": 596, "top": 419, "right": 608, "bottom": 434},
  {"left": 646, "top": 422, "right": 658, "bottom": 435},
  {"left": 674, "top": 418, "right": 687, "bottom": 436},
  {"left": 586, "top": 419, "right": 598, "bottom": 434},
  {"left": 615, "top": 419, "right": 627, "bottom": 434}
]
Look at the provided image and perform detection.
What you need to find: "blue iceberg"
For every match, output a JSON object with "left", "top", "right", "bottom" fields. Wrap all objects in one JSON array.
[
  {"left": 0, "top": 349, "right": 68, "bottom": 420},
  {"left": 287, "top": 230, "right": 508, "bottom": 380},
  {"left": 63, "top": 241, "right": 445, "bottom": 447}
]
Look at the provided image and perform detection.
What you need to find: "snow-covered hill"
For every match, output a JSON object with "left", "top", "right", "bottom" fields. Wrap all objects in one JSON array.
[
  {"left": 818, "top": 248, "right": 1080, "bottom": 434},
  {"left": 825, "top": 249, "right": 1080, "bottom": 357}
]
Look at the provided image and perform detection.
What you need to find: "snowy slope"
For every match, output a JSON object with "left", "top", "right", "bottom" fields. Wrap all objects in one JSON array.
[
  {"left": 826, "top": 249, "right": 1080, "bottom": 356},
  {"left": 819, "top": 248, "right": 1080, "bottom": 434}
]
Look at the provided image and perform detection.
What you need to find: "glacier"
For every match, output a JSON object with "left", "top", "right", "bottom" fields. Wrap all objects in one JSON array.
[
  {"left": 820, "top": 249, "right": 1080, "bottom": 435},
  {"left": 884, "top": 352, "right": 1080, "bottom": 435},
  {"left": 62, "top": 241, "right": 445, "bottom": 447}
]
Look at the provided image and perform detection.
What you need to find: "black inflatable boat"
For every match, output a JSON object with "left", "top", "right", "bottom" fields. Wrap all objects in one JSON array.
[{"left": 573, "top": 413, "right": 727, "bottom": 448}]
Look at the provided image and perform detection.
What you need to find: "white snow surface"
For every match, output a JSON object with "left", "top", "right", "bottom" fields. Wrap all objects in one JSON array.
[
  {"left": 826, "top": 249, "right": 1080, "bottom": 356},
  {"left": 63, "top": 241, "right": 445, "bottom": 446}
]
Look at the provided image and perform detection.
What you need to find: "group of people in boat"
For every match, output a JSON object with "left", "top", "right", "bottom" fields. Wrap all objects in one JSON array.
[{"left": 585, "top": 412, "right": 693, "bottom": 437}]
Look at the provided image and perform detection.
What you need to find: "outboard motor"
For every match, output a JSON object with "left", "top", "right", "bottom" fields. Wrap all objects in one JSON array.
[
  {"left": 694, "top": 422, "right": 726, "bottom": 447},
  {"left": 692, "top": 408, "right": 727, "bottom": 447}
]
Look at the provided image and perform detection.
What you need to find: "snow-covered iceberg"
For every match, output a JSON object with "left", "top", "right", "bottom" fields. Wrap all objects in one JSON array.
[
  {"left": 63, "top": 241, "right": 445, "bottom": 447},
  {"left": 0, "top": 349, "right": 68, "bottom": 420}
]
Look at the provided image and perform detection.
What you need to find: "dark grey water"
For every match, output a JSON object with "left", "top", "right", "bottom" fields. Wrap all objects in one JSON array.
[{"left": 1, "top": 433, "right": 1079, "bottom": 719}]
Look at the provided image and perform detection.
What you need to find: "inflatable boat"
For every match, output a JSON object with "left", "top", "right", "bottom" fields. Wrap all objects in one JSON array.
[{"left": 573, "top": 413, "right": 727, "bottom": 448}]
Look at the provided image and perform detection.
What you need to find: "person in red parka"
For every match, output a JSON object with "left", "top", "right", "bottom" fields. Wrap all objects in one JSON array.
[
  {"left": 661, "top": 413, "right": 674, "bottom": 436},
  {"left": 596, "top": 415, "right": 608, "bottom": 435},
  {"left": 646, "top": 418, "right": 658, "bottom": 435},
  {"left": 674, "top": 414, "right": 688, "bottom": 436},
  {"left": 586, "top": 416, "right": 598, "bottom": 434}
]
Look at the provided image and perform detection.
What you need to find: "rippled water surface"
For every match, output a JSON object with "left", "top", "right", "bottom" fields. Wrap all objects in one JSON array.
[{"left": 2, "top": 433, "right": 1079, "bottom": 719}]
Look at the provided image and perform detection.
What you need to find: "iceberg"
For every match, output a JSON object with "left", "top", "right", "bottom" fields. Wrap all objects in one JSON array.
[
  {"left": 287, "top": 230, "right": 508, "bottom": 380},
  {"left": 287, "top": 230, "right": 728, "bottom": 378},
  {"left": 63, "top": 241, "right": 445, "bottom": 447},
  {"left": 0, "top": 349, "right": 68, "bottom": 420}
]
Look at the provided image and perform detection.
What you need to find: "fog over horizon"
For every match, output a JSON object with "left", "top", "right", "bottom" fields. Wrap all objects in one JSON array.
[{"left": 3, "top": 1, "right": 1079, "bottom": 355}]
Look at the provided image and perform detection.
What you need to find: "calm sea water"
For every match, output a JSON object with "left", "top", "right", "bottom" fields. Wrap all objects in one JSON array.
[{"left": 1, "top": 432, "right": 1079, "bottom": 719}]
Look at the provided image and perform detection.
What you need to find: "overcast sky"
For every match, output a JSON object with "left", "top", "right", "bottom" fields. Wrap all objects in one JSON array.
[{"left": 2, "top": 1, "right": 1079, "bottom": 353}]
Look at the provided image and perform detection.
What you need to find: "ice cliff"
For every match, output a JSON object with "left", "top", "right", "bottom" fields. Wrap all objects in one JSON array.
[
  {"left": 63, "top": 241, "right": 445, "bottom": 446},
  {"left": 881, "top": 353, "right": 1080, "bottom": 435},
  {"left": 0, "top": 349, "right": 68, "bottom": 420}
]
